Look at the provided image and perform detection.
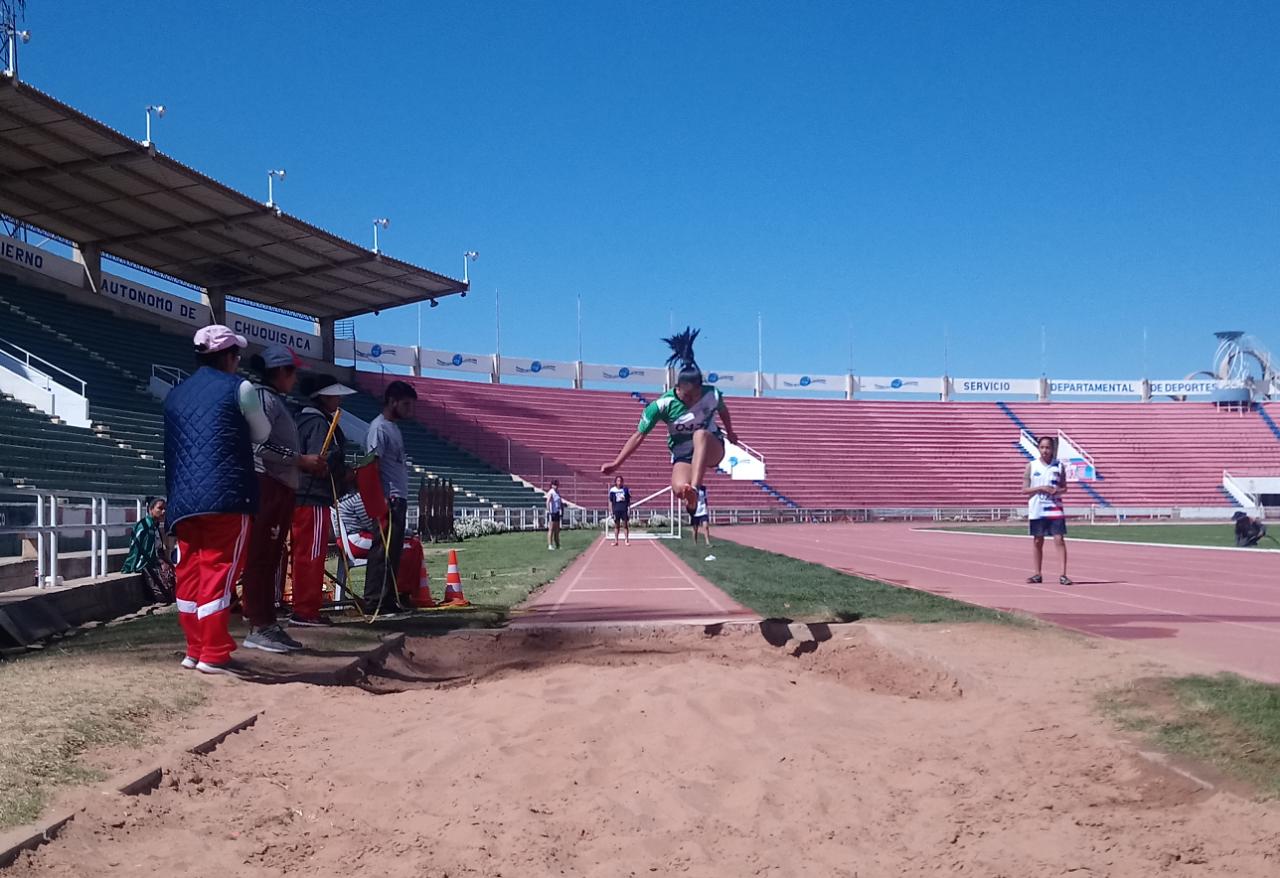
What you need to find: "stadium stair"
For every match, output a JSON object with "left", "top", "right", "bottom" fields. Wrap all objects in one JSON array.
[
  {"left": 1256, "top": 404, "right": 1280, "bottom": 443},
  {"left": 339, "top": 391, "right": 545, "bottom": 510}
]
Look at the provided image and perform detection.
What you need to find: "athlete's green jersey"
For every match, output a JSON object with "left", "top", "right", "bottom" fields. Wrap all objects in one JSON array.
[{"left": 637, "top": 385, "right": 726, "bottom": 456}]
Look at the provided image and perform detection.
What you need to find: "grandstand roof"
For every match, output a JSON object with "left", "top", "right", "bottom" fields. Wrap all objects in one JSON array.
[{"left": 0, "top": 78, "right": 466, "bottom": 320}]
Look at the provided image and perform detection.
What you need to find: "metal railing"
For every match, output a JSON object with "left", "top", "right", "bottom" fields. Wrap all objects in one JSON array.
[
  {"left": 0, "top": 335, "right": 86, "bottom": 394},
  {"left": 151, "top": 363, "right": 189, "bottom": 387},
  {"left": 0, "top": 487, "right": 146, "bottom": 588}
]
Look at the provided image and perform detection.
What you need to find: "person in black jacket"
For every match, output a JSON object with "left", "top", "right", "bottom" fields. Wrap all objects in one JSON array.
[
  {"left": 1233, "top": 511, "right": 1269, "bottom": 548},
  {"left": 288, "top": 374, "right": 356, "bottom": 626}
]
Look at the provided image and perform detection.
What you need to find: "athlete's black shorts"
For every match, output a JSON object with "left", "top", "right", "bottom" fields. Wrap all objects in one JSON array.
[
  {"left": 611, "top": 507, "right": 630, "bottom": 523},
  {"left": 1029, "top": 518, "right": 1067, "bottom": 538}
]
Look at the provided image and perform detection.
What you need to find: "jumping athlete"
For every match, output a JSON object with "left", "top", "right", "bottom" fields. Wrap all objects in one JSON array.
[
  {"left": 1025, "top": 434, "right": 1071, "bottom": 585},
  {"left": 609, "top": 476, "right": 632, "bottom": 546},
  {"left": 600, "top": 327, "right": 740, "bottom": 515}
]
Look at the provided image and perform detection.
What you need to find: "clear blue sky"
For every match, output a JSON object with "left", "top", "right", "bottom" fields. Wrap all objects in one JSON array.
[{"left": 18, "top": 0, "right": 1280, "bottom": 380}]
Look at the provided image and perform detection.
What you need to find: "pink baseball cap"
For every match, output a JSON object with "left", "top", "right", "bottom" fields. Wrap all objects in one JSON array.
[{"left": 193, "top": 324, "right": 248, "bottom": 353}]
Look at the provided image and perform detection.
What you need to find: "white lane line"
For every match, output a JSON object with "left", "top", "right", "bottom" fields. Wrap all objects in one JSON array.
[
  {"left": 550, "top": 537, "right": 608, "bottom": 612},
  {"left": 650, "top": 541, "right": 730, "bottom": 613}
]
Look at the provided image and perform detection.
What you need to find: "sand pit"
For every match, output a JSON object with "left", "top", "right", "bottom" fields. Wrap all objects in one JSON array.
[{"left": 9, "top": 622, "right": 1280, "bottom": 877}]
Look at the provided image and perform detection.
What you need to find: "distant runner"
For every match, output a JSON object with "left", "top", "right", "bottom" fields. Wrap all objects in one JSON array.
[
  {"left": 1025, "top": 434, "right": 1071, "bottom": 586},
  {"left": 690, "top": 485, "right": 712, "bottom": 547}
]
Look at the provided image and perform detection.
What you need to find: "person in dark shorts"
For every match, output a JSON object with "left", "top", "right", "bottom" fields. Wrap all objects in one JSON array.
[
  {"left": 690, "top": 485, "right": 712, "bottom": 546},
  {"left": 608, "top": 476, "right": 631, "bottom": 546},
  {"left": 1024, "top": 435, "right": 1071, "bottom": 585}
]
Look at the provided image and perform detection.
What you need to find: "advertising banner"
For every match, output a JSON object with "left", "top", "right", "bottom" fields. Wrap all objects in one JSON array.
[
  {"left": 101, "top": 272, "right": 211, "bottom": 326},
  {"left": 856, "top": 376, "right": 944, "bottom": 394},
  {"left": 580, "top": 363, "right": 666, "bottom": 385},
  {"left": 703, "top": 369, "right": 756, "bottom": 390},
  {"left": 0, "top": 234, "right": 84, "bottom": 286},
  {"left": 773, "top": 373, "right": 845, "bottom": 391},
  {"left": 499, "top": 356, "right": 575, "bottom": 379},
  {"left": 1049, "top": 379, "right": 1140, "bottom": 396},
  {"left": 420, "top": 348, "right": 494, "bottom": 375},
  {"left": 228, "top": 311, "right": 323, "bottom": 358},
  {"left": 350, "top": 339, "right": 416, "bottom": 367},
  {"left": 952, "top": 377, "right": 1041, "bottom": 396},
  {"left": 1148, "top": 379, "right": 1218, "bottom": 397}
]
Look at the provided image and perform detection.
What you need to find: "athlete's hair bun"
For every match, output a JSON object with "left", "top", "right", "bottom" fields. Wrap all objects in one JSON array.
[{"left": 662, "top": 326, "right": 700, "bottom": 369}]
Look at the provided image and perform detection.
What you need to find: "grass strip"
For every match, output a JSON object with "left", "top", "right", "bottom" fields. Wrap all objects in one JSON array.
[
  {"left": 666, "top": 533, "right": 1019, "bottom": 624},
  {"left": 1103, "top": 673, "right": 1280, "bottom": 795}
]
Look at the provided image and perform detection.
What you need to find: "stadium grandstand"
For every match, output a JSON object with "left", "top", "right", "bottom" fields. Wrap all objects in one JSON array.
[{"left": 2, "top": 71, "right": 1280, "bottom": 607}]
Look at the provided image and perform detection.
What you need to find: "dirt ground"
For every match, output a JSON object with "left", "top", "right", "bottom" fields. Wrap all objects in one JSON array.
[{"left": 9, "top": 621, "right": 1280, "bottom": 877}]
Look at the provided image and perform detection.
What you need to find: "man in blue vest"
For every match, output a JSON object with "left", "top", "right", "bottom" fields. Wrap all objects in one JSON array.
[{"left": 164, "top": 325, "right": 271, "bottom": 675}]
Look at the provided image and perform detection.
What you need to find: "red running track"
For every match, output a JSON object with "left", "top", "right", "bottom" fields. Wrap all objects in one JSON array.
[
  {"left": 725, "top": 523, "right": 1280, "bottom": 682},
  {"left": 512, "top": 536, "right": 759, "bottom": 627}
]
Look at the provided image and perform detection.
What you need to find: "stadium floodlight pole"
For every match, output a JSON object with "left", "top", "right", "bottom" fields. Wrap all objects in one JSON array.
[
  {"left": 576, "top": 293, "right": 582, "bottom": 362},
  {"left": 266, "top": 169, "right": 286, "bottom": 208},
  {"left": 463, "top": 250, "right": 478, "bottom": 285},
  {"left": 142, "top": 105, "right": 166, "bottom": 148},
  {"left": 371, "top": 218, "right": 389, "bottom": 254}
]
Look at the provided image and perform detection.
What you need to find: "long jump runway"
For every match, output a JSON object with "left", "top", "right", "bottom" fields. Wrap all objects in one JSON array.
[
  {"left": 512, "top": 536, "right": 759, "bottom": 626},
  {"left": 726, "top": 522, "right": 1280, "bottom": 682}
]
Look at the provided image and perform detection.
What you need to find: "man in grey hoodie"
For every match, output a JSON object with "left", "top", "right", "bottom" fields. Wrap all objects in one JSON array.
[{"left": 288, "top": 374, "right": 355, "bottom": 626}]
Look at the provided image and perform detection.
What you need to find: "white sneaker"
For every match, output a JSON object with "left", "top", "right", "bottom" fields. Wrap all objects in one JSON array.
[
  {"left": 704, "top": 555, "right": 717, "bottom": 562},
  {"left": 196, "top": 660, "right": 246, "bottom": 677},
  {"left": 180, "top": 656, "right": 197, "bottom": 670}
]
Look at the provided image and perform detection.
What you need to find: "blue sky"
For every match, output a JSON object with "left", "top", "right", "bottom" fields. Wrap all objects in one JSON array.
[{"left": 17, "top": 0, "right": 1280, "bottom": 380}]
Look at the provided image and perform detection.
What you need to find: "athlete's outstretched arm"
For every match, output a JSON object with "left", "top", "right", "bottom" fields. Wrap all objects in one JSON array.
[{"left": 601, "top": 431, "right": 647, "bottom": 475}]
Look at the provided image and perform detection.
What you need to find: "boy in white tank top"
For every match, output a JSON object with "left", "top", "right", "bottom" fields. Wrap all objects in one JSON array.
[{"left": 1024, "top": 435, "right": 1072, "bottom": 585}]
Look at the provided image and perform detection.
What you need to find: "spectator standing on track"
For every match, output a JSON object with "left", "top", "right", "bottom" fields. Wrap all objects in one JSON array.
[
  {"left": 241, "top": 344, "right": 326, "bottom": 654},
  {"left": 122, "top": 496, "right": 175, "bottom": 604},
  {"left": 363, "top": 380, "right": 418, "bottom": 614},
  {"left": 289, "top": 374, "right": 356, "bottom": 627},
  {"left": 1233, "top": 511, "right": 1269, "bottom": 547},
  {"left": 546, "top": 479, "right": 563, "bottom": 550},
  {"left": 609, "top": 476, "right": 632, "bottom": 546},
  {"left": 1025, "top": 434, "right": 1072, "bottom": 586},
  {"left": 164, "top": 325, "right": 268, "bottom": 675},
  {"left": 690, "top": 485, "right": 712, "bottom": 547}
]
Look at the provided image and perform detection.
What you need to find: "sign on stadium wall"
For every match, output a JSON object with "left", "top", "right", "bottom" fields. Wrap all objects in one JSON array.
[
  {"left": 500, "top": 356, "right": 575, "bottom": 379},
  {"left": 703, "top": 370, "right": 756, "bottom": 390},
  {"left": 953, "top": 377, "right": 1040, "bottom": 396},
  {"left": 580, "top": 363, "right": 665, "bottom": 384},
  {"left": 1049, "top": 379, "right": 1140, "bottom": 396},
  {"left": 348, "top": 340, "right": 415, "bottom": 367},
  {"left": 100, "top": 272, "right": 211, "bottom": 326},
  {"left": 421, "top": 348, "right": 494, "bottom": 375},
  {"left": 0, "top": 234, "right": 84, "bottom": 286},
  {"left": 773, "top": 373, "right": 845, "bottom": 392},
  {"left": 228, "top": 311, "right": 322, "bottom": 358},
  {"left": 1149, "top": 379, "right": 1218, "bottom": 396},
  {"left": 856, "top": 376, "right": 944, "bottom": 394}
]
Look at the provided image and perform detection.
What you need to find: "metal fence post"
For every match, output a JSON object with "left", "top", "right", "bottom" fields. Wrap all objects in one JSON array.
[
  {"left": 99, "top": 497, "right": 109, "bottom": 577},
  {"left": 47, "top": 494, "right": 59, "bottom": 588},
  {"left": 36, "top": 492, "right": 46, "bottom": 588},
  {"left": 90, "top": 497, "right": 100, "bottom": 579}
]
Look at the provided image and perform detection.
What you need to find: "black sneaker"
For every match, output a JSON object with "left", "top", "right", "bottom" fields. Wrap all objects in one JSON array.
[
  {"left": 244, "top": 624, "right": 304, "bottom": 653},
  {"left": 196, "top": 658, "right": 250, "bottom": 677}
]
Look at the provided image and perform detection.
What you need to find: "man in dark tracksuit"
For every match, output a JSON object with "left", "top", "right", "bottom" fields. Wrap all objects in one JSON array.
[{"left": 289, "top": 374, "right": 356, "bottom": 626}]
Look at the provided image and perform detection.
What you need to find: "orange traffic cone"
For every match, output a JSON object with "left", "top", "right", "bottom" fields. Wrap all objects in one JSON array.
[
  {"left": 440, "top": 549, "right": 470, "bottom": 606},
  {"left": 413, "top": 557, "right": 437, "bottom": 608}
]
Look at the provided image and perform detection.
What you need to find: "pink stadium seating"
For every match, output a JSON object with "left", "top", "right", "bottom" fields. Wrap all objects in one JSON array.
[{"left": 362, "top": 375, "right": 1280, "bottom": 511}]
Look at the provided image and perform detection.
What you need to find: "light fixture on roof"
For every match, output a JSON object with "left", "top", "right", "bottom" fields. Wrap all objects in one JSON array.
[
  {"left": 429, "top": 298, "right": 439, "bottom": 308},
  {"left": 372, "top": 217, "right": 390, "bottom": 254},
  {"left": 2, "top": 21, "right": 31, "bottom": 80},
  {"left": 463, "top": 250, "right": 479, "bottom": 285},
  {"left": 266, "top": 169, "right": 286, "bottom": 208},
  {"left": 142, "top": 104, "right": 165, "bottom": 148}
]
